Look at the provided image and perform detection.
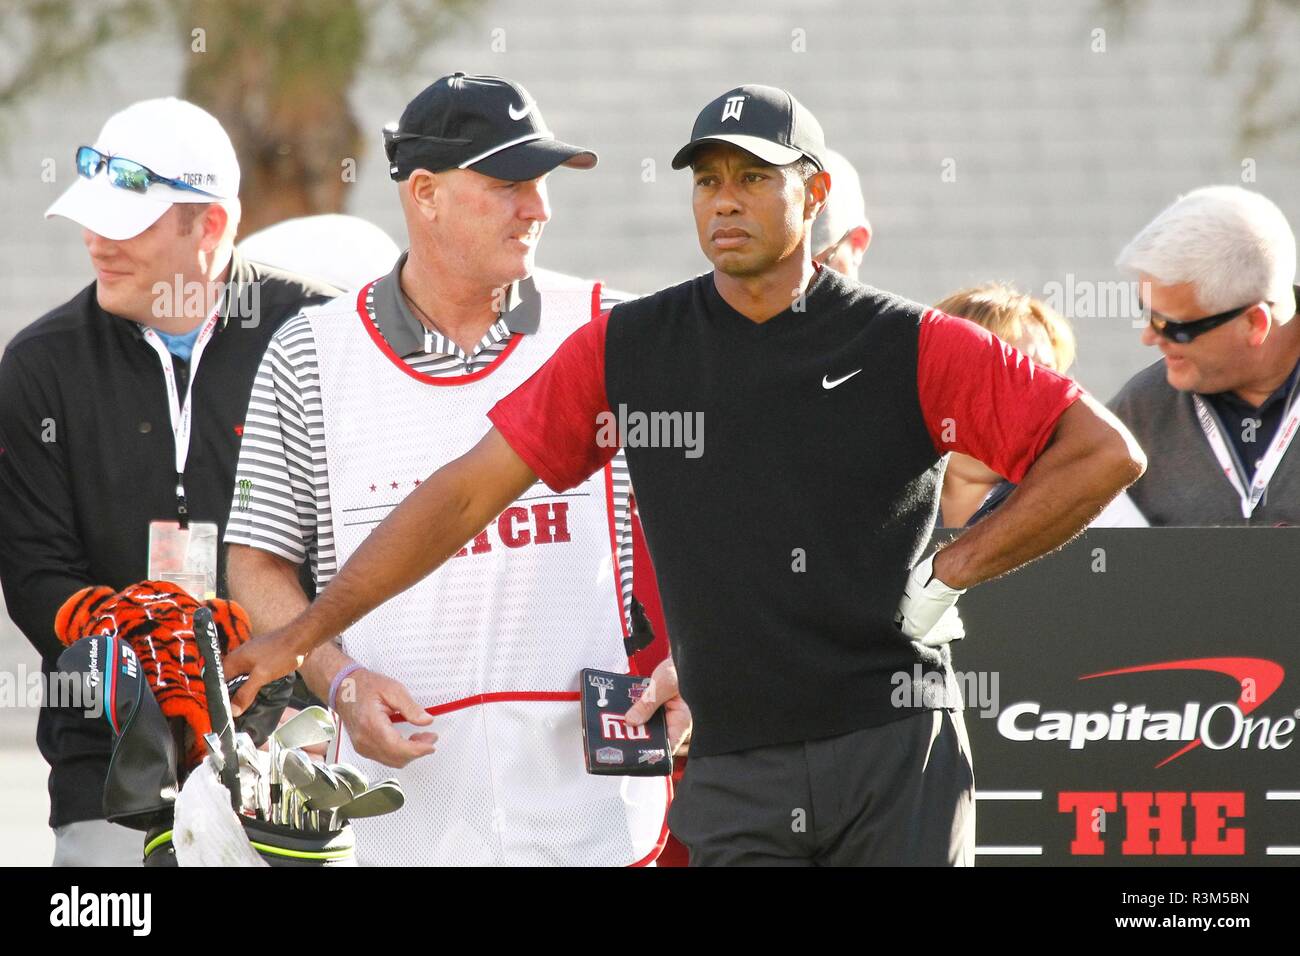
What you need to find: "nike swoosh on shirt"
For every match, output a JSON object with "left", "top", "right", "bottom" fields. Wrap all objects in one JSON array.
[
  {"left": 822, "top": 369, "right": 863, "bottom": 389},
  {"left": 508, "top": 101, "right": 533, "bottom": 121}
]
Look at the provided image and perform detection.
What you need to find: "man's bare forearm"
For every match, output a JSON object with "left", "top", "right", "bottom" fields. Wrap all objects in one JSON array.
[
  {"left": 226, "top": 543, "right": 312, "bottom": 633},
  {"left": 228, "top": 543, "right": 356, "bottom": 699},
  {"left": 288, "top": 429, "right": 537, "bottom": 657},
  {"left": 933, "top": 396, "right": 1147, "bottom": 589}
]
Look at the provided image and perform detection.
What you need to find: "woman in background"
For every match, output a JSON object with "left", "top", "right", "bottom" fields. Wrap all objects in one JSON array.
[
  {"left": 935, "top": 283, "right": 1144, "bottom": 528},
  {"left": 936, "top": 283, "right": 1073, "bottom": 526}
]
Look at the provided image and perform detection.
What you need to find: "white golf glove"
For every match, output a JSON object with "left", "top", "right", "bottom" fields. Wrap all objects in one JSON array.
[{"left": 894, "top": 552, "right": 967, "bottom": 648}]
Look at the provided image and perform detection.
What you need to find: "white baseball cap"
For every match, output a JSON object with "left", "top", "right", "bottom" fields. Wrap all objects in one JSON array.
[
  {"left": 45, "top": 97, "right": 240, "bottom": 241},
  {"left": 811, "top": 148, "right": 869, "bottom": 254}
]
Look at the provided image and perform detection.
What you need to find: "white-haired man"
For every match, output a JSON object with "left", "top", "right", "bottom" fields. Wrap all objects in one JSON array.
[{"left": 1109, "top": 185, "right": 1300, "bottom": 525}]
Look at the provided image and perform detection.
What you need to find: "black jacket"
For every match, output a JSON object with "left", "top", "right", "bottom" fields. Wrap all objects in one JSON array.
[{"left": 0, "top": 253, "right": 335, "bottom": 827}]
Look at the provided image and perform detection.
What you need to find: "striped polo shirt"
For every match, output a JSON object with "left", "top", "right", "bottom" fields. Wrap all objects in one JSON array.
[{"left": 225, "top": 252, "right": 637, "bottom": 623}]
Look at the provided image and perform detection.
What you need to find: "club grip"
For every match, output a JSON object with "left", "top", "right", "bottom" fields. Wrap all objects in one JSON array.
[{"left": 194, "top": 606, "right": 242, "bottom": 810}]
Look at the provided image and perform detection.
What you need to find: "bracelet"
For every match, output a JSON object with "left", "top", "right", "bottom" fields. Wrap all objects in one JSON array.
[{"left": 328, "top": 662, "right": 364, "bottom": 711}]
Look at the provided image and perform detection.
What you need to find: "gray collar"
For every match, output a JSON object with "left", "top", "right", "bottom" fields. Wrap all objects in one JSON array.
[{"left": 370, "top": 251, "right": 540, "bottom": 357}]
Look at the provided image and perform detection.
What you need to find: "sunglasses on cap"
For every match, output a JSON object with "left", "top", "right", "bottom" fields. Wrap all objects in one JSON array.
[
  {"left": 382, "top": 124, "right": 471, "bottom": 169},
  {"left": 76, "top": 145, "right": 220, "bottom": 198},
  {"left": 1144, "top": 301, "right": 1259, "bottom": 344}
]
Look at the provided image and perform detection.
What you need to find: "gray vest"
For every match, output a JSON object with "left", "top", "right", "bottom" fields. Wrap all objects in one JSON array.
[{"left": 1108, "top": 359, "right": 1300, "bottom": 526}]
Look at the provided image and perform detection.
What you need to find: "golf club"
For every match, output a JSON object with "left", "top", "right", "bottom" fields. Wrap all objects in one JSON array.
[
  {"left": 203, "top": 732, "right": 225, "bottom": 772},
  {"left": 194, "top": 606, "right": 241, "bottom": 809},
  {"left": 334, "top": 780, "right": 405, "bottom": 822},
  {"left": 271, "top": 705, "right": 336, "bottom": 751},
  {"left": 235, "top": 733, "right": 264, "bottom": 819},
  {"left": 330, "top": 763, "right": 368, "bottom": 800}
]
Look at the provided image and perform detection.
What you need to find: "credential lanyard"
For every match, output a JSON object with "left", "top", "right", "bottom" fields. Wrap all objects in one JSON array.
[
  {"left": 140, "top": 310, "right": 221, "bottom": 526},
  {"left": 1192, "top": 393, "right": 1300, "bottom": 520}
]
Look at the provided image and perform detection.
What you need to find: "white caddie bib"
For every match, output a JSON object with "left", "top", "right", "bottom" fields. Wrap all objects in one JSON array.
[{"left": 310, "top": 271, "right": 668, "bottom": 866}]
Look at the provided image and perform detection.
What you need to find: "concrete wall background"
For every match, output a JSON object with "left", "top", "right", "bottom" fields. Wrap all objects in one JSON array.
[{"left": 2, "top": 0, "right": 1298, "bottom": 863}]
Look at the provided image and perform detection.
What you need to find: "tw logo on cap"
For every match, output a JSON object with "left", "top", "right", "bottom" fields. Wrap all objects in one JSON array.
[{"left": 721, "top": 95, "right": 746, "bottom": 123}]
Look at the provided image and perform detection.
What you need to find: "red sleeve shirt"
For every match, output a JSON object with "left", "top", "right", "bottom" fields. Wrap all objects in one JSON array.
[
  {"left": 488, "top": 303, "right": 1083, "bottom": 492},
  {"left": 917, "top": 308, "right": 1082, "bottom": 483},
  {"left": 487, "top": 310, "right": 616, "bottom": 492}
]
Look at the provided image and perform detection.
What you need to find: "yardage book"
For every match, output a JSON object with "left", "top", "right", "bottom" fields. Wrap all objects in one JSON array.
[{"left": 579, "top": 668, "right": 672, "bottom": 776}]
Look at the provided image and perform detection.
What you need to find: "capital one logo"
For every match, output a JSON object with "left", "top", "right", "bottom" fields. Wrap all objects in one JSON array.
[
  {"left": 600, "top": 712, "right": 648, "bottom": 741},
  {"left": 721, "top": 95, "right": 745, "bottom": 122},
  {"left": 998, "top": 657, "right": 1295, "bottom": 767}
]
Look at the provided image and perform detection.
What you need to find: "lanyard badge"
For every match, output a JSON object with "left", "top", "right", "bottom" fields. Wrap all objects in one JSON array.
[
  {"left": 141, "top": 309, "right": 222, "bottom": 598},
  {"left": 1192, "top": 393, "right": 1300, "bottom": 519},
  {"left": 140, "top": 310, "right": 220, "bottom": 526},
  {"left": 147, "top": 520, "right": 218, "bottom": 599}
]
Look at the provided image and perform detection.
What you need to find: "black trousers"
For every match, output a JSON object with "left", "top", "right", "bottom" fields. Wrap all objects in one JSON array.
[{"left": 668, "top": 710, "right": 975, "bottom": 866}]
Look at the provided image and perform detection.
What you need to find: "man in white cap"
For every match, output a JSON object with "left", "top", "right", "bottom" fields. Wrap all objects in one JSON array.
[
  {"left": 809, "top": 147, "right": 872, "bottom": 282},
  {"left": 0, "top": 97, "right": 335, "bottom": 864}
]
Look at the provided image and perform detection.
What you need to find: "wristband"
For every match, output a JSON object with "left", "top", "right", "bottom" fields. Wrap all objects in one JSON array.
[{"left": 328, "top": 662, "right": 364, "bottom": 711}]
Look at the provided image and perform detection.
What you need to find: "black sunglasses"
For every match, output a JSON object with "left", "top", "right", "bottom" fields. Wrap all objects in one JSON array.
[
  {"left": 1143, "top": 301, "right": 1258, "bottom": 344},
  {"left": 381, "top": 124, "right": 471, "bottom": 165}
]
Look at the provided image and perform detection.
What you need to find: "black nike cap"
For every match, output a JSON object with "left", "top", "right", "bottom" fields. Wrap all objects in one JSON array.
[
  {"left": 385, "top": 73, "right": 597, "bottom": 182},
  {"left": 671, "top": 85, "right": 826, "bottom": 171}
]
